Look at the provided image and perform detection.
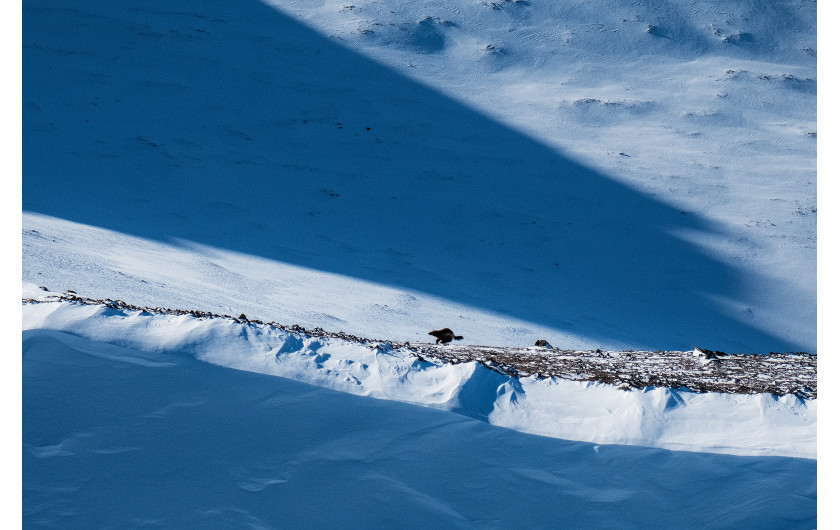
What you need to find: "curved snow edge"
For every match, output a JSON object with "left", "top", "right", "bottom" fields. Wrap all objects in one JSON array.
[{"left": 22, "top": 301, "right": 816, "bottom": 459}]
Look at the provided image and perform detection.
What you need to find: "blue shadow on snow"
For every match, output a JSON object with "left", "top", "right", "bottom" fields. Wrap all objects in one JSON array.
[{"left": 22, "top": 0, "right": 808, "bottom": 353}]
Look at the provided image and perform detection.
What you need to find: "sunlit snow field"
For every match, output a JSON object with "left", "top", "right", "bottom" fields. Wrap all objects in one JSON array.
[{"left": 24, "top": 0, "right": 816, "bottom": 353}]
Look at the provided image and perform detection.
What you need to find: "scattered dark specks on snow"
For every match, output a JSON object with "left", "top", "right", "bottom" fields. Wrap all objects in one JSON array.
[
  {"left": 136, "top": 135, "right": 158, "bottom": 148},
  {"left": 483, "top": 0, "right": 529, "bottom": 9},
  {"left": 722, "top": 31, "right": 753, "bottom": 44}
]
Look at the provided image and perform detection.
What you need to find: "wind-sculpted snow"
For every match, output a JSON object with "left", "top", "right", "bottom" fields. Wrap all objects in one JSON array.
[
  {"left": 23, "top": 291, "right": 817, "bottom": 398},
  {"left": 23, "top": 322, "right": 817, "bottom": 528},
  {"left": 23, "top": 291, "right": 816, "bottom": 458}
]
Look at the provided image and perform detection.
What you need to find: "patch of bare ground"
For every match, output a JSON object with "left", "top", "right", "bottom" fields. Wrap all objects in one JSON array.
[
  {"left": 24, "top": 292, "right": 816, "bottom": 399},
  {"left": 408, "top": 343, "right": 815, "bottom": 399}
]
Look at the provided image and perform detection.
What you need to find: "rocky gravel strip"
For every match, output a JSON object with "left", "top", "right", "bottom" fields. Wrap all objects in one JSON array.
[
  {"left": 408, "top": 344, "right": 816, "bottom": 399},
  {"left": 24, "top": 291, "right": 816, "bottom": 399}
]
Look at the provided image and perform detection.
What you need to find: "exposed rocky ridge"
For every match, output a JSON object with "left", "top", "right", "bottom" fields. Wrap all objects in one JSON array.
[
  {"left": 409, "top": 343, "right": 816, "bottom": 399},
  {"left": 23, "top": 291, "right": 817, "bottom": 399}
]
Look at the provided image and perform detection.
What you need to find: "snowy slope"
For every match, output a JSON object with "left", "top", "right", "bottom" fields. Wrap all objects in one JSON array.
[
  {"left": 23, "top": 0, "right": 816, "bottom": 353},
  {"left": 21, "top": 0, "right": 819, "bottom": 524},
  {"left": 23, "top": 304, "right": 816, "bottom": 528}
]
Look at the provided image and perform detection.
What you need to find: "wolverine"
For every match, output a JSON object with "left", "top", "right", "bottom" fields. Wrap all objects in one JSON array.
[{"left": 428, "top": 328, "right": 463, "bottom": 344}]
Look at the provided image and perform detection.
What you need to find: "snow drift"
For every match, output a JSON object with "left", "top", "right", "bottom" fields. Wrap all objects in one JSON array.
[
  {"left": 23, "top": 317, "right": 817, "bottom": 528},
  {"left": 23, "top": 293, "right": 816, "bottom": 459}
]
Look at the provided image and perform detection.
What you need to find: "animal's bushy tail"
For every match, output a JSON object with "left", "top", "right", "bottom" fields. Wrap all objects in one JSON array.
[{"left": 454, "top": 335, "right": 463, "bottom": 340}]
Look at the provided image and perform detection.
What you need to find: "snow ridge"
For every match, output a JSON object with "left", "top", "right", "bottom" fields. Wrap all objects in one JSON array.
[
  {"left": 23, "top": 291, "right": 817, "bottom": 398},
  {"left": 23, "top": 291, "right": 816, "bottom": 458}
]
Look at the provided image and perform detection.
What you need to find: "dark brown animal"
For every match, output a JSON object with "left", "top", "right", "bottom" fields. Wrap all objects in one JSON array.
[{"left": 428, "top": 328, "right": 463, "bottom": 344}]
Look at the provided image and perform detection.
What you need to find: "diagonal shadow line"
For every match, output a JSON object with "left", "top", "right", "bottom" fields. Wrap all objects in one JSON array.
[{"left": 22, "top": 0, "right": 807, "bottom": 353}]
